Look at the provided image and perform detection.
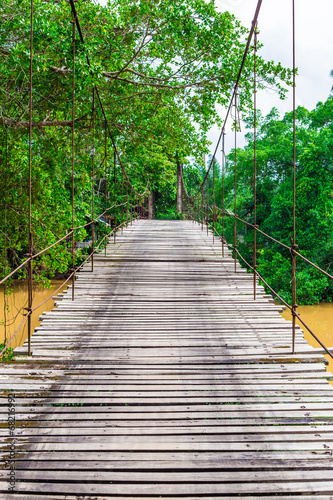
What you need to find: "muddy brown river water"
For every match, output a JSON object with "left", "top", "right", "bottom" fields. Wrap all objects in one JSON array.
[
  {"left": 0, "top": 280, "right": 68, "bottom": 351},
  {"left": 1, "top": 282, "right": 333, "bottom": 379},
  {"left": 281, "top": 303, "right": 333, "bottom": 377}
]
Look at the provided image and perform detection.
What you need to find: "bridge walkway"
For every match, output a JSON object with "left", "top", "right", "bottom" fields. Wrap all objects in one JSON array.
[{"left": 1, "top": 220, "right": 333, "bottom": 498}]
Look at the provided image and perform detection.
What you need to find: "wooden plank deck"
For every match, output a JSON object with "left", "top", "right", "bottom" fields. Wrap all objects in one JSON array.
[{"left": 1, "top": 219, "right": 333, "bottom": 498}]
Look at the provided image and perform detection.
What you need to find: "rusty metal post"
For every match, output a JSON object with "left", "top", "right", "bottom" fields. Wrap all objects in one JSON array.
[
  {"left": 148, "top": 190, "right": 154, "bottom": 219},
  {"left": 213, "top": 156, "right": 215, "bottom": 244},
  {"left": 126, "top": 181, "right": 129, "bottom": 226},
  {"left": 194, "top": 199, "right": 196, "bottom": 224},
  {"left": 3, "top": 129, "right": 8, "bottom": 344},
  {"left": 253, "top": 24, "right": 258, "bottom": 300},
  {"left": 198, "top": 195, "right": 200, "bottom": 225},
  {"left": 121, "top": 169, "right": 124, "bottom": 234},
  {"left": 27, "top": 0, "right": 34, "bottom": 355},
  {"left": 291, "top": 0, "right": 297, "bottom": 354},
  {"left": 234, "top": 92, "right": 238, "bottom": 273},
  {"left": 176, "top": 161, "right": 183, "bottom": 214},
  {"left": 71, "top": 13, "right": 76, "bottom": 300},
  {"left": 291, "top": 243, "right": 298, "bottom": 353},
  {"left": 193, "top": 197, "right": 198, "bottom": 222},
  {"left": 113, "top": 150, "right": 116, "bottom": 244},
  {"left": 206, "top": 175, "right": 209, "bottom": 235},
  {"left": 222, "top": 132, "right": 225, "bottom": 258},
  {"left": 104, "top": 120, "right": 108, "bottom": 256},
  {"left": 91, "top": 88, "right": 95, "bottom": 272},
  {"left": 198, "top": 193, "right": 200, "bottom": 226}
]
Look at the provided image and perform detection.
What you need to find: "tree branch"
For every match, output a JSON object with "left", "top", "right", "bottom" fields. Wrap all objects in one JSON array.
[
  {"left": 49, "top": 65, "right": 71, "bottom": 77},
  {"left": 104, "top": 75, "right": 209, "bottom": 90},
  {"left": 0, "top": 114, "right": 89, "bottom": 128}
]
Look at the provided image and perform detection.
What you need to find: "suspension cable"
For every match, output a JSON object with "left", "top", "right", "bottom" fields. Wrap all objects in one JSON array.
[
  {"left": 104, "top": 119, "right": 108, "bottom": 256},
  {"left": 91, "top": 88, "right": 95, "bottom": 272},
  {"left": 253, "top": 23, "right": 258, "bottom": 300},
  {"left": 68, "top": 0, "right": 149, "bottom": 199},
  {"left": 71, "top": 11, "right": 76, "bottom": 301},
  {"left": 233, "top": 92, "right": 238, "bottom": 273},
  {"left": 291, "top": 0, "right": 297, "bottom": 354},
  {"left": 27, "top": 0, "right": 34, "bottom": 356},
  {"left": 222, "top": 132, "right": 225, "bottom": 258},
  {"left": 113, "top": 149, "right": 117, "bottom": 244},
  {"left": 183, "top": 0, "right": 263, "bottom": 200}
]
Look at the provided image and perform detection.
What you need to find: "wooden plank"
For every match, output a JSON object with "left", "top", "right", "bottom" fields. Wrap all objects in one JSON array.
[
  {"left": 5, "top": 450, "right": 333, "bottom": 461},
  {"left": 8, "top": 458, "right": 333, "bottom": 470},
  {"left": 2, "top": 402, "right": 333, "bottom": 413},
  {"left": 8, "top": 496, "right": 333, "bottom": 500},
  {"left": 3, "top": 480, "right": 333, "bottom": 495},
  {"left": 3, "top": 220, "right": 333, "bottom": 497},
  {"left": 4, "top": 425, "right": 333, "bottom": 436},
  {"left": 6, "top": 432, "right": 333, "bottom": 444},
  {"left": 8, "top": 469, "right": 333, "bottom": 483}
]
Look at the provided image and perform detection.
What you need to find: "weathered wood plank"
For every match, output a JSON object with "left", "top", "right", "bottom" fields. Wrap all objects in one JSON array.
[
  {"left": 3, "top": 480, "right": 333, "bottom": 495},
  {"left": 3, "top": 220, "right": 333, "bottom": 497}
]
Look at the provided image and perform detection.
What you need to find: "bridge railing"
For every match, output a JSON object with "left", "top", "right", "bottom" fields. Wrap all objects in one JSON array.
[
  {"left": 0, "top": 200, "right": 146, "bottom": 359},
  {"left": 182, "top": 191, "right": 333, "bottom": 361},
  {"left": 0, "top": 0, "right": 151, "bottom": 359},
  {"left": 180, "top": 0, "right": 333, "bottom": 362}
]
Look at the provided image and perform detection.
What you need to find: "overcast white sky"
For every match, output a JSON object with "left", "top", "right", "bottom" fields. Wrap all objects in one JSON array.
[
  {"left": 212, "top": 0, "right": 333, "bottom": 157},
  {"left": 97, "top": 0, "right": 333, "bottom": 158}
]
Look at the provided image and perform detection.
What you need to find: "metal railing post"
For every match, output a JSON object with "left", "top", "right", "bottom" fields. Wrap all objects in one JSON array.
[
  {"left": 27, "top": 0, "right": 34, "bottom": 355},
  {"left": 253, "top": 24, "right": 258, "bottom": 299},
  {"left": 91, "top": 89, "right": 95, "bottom": 272},
  {"left": 113, "top": 150, "right": 116, "bottom": 244},
  {"left": 234, "top": 92, "right": 238, "bottom": 273}
]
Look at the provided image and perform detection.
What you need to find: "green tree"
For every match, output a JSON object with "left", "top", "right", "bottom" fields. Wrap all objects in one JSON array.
[
  {"left": 0, "top": 0, "right": 292, "bottom": 280},
  {"left": 221, "top": 95, "right": 333, "bottom": 304}
]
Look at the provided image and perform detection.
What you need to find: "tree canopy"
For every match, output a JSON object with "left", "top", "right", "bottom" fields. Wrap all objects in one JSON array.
[
  {"left": 217, "top": 94, "right": 333, "bottom": 305},
  {"left": 0, "top": 0, "right": 292, "bottom": 282}
]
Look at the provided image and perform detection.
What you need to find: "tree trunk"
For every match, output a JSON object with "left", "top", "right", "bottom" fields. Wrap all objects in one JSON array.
[
  {"left": 177, "top": 162, "right": 183, "bottom": 214},
  {"left": 148, "top": 190, "right": 155, "bottom": 219}
]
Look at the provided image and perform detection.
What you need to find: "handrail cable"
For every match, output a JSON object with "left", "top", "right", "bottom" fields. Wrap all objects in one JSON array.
[
  {"left": 1, "top": 3, "right": 149, "bottom": 288},
  {"left": 0, "top": 200, "right": 130, "bottom": 287},
  {"left": 68, "top": 0, "right": 150, "bottom": 199},
  {"left": 181, "top": 0, "right": 333, "bottom": 362},
  {"left": 0, "top": 214, "right": 140, "bottom": 357},
  {"left": 182, "top": 0, "right": 263, "bottom": 200}
]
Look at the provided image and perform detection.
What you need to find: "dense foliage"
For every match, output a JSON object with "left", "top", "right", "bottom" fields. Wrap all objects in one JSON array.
[
  {"left": 0, "top": 0, "right": 291, "bottom": 282},
  {"left": 0, "top": 341, "right": 14, "bottom": 361},
  {"left": 216, "top": 95, "right": 333, "bottom": 305}
]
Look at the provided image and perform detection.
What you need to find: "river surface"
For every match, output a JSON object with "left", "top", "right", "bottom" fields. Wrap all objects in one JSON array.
[
  {"left": 0, "top": 280, "right": 68, "bottom": 351},
  {"left": 280, "top": 303, "right": 333, "bottom": 376}
]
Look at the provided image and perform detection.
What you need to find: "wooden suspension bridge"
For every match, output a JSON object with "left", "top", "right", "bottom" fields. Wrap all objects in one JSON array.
[{"left": 1, "top": 219, "right": 333, "bottom": 498}]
